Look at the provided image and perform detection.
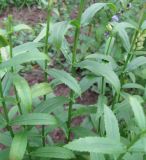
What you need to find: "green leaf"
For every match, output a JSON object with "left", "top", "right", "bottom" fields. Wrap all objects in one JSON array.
[
  {"left": 31, "top": 82, "right": 52, "bottom": 98},
  {"left": 104, "top": 36, "right": 115, "bottom": 55},
  {"left": 130, "top": 137, "right": 146, "bottom": 152},
  {"left": 13, "top": 74, "right": 32, "bottom": 113},
  {"left": 90, "top": 153, "right": 105, "bottom": 160},
  {"left": 13, "top": 42, "right": 43, "bottom": 56},
  {"left": 9, "top": 132, "right": 27, "bottom": 160},
  {"left": 2, "top": 73, "right": 13, "bottom": 96},
  {"left": 86, "top": 53, "right": 118, "bottom": 70},
  {"left": 34, "top": 25, "right": 46, "bottom": 42},
  {"left": 72, "top": 105, "right": 96, "bottom": 118},
  {"left": 0, "top": 132, "right": 12, "bottom": 146},
  {"left": 71, "top": 127, "right": 96, "bottom": 138},
  {"left": 0, "top": 114, "right": 7, "bottom": 129},
  {"left": 126, "top": 56, "right": 146, "bottom": 72},
  {"left": 96, "top": 95, "right": 107, "bottom": 119},
  {"left": 141, "top": 20, "right": 146, "bottom": 30},
  {"left": 79, "top": 75, "right": 97, "bottom": 93},
  {"left": 61, "top": 40, "right": 72, "bottom": 64},
  {"left": 122, "top": 83, "right": 144, "bottom": 90},
  {"left": 13, "top": 24, "right": 32, "bottom": 32},
  {"left": 0, "top": 35, "right": 8, "bottom": 48},
  {"left": 48, "top": 69, "right": 81, "bottom": 95},
  {"left": 64, "top": 137, "right": 125, "bottom": 154},
  {"left": 77, "top": 60, "right": 120, "bottom": 93},
  {"left": 10, "top": 113, "right": 57, "bottom": 126},
  {"left": 35, "top": 96, "right": 69, "bottom": 113},
  {"left": 128, "top": 96, "right": 146, "bottom": 130},
  {"left": 81, "top": 3, "right": 116, "bottom": 26},
  {"left": 30, "top": 146, "right": 75, "bottom": 159},
  {"left": 112, "top": 22, "right": 136, "bottom": 51},
  {"left": 0, "top": 149, "right": 9, "bottom": 160},
  {"left": 50, "top": 21, "right": 71, "bottom": 49},
  {"left": 81, "top": 3, "right": 106, "bottom": 26},
  {"left": 104, "top": 105, "right": 120, "bottom": 141},
  {"left": 0, "top": 51, "right": 48, "bottom": 70}
]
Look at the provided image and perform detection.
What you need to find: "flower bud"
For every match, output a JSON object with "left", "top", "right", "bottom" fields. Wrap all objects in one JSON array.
[
  {"left": 137, "top": 41, "right": 144, "bottom": 47},
  {"left": 136, "top": 46, "right": 144, "bottom": 50},
  {"left": 106, "top": 24, "right": 112, "bottom": 32}
]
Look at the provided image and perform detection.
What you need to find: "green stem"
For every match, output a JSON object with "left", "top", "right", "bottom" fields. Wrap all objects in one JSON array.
[
  {"left": 98, "top": 35, "right": 113, "bottom": 134},
  {"left": 101, "top": 35, "right": 113, "bottom": 96},
  {"left": 0, "top": 79, "right": 14, "bottom": 137},
  {"left": 7, "top": 15, "right": 31, "bottom": 160},
  {"left": 7, "top": 16, "right": 23, "bottom": 115},
  {"left": 121, "top": 6, "right": 145, "bottom": 81},
  {"left": 42, "top": 0, "right": 53, "bottom": 147},
  {"left": 117, "top": 130, "right": 146, "bottom": 160},
  {"left": 113, "top": 8, "right": 145, "bottom": 106},
  {"left": 67, "top": 0, "right": 85, "bottom": 142}
]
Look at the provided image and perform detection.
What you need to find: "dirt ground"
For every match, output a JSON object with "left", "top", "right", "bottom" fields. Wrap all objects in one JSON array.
[{"left": 0, "top": 6, "right": 47, "bottom": 26}]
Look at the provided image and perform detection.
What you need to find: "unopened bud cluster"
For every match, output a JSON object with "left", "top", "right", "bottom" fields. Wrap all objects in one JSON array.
[{"left": 134, "top": 30, "right": 146, "bottom": 50}]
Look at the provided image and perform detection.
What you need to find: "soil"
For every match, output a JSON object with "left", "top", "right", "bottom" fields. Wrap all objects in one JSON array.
[{"left": 0, "top": 6, "right": 47, "bottom": 26}]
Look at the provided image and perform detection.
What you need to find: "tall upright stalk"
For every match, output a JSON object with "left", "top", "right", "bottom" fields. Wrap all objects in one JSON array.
[
  {"left": 101, "top": 35, "right": 113, "bottom": 96},
  {"left": 42, "top": 0, "right": 53, "bottom": 147},
  {"left": 7, "top": 15, "right": 23, "bottom": 115},
  {"left": 67, "top": 0, "right": 85, "bottom": 142},
  {"left": 7, "top": 15, "right": 32, "bottom": 160},
  {"left": 112, "top": 7, "right": 145, "bottom": 107},
  {"left": 98, "top": 35, "right": 113, "bottom": 134}
]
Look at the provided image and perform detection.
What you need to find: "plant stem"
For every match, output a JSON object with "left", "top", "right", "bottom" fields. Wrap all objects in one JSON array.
[
  {"left": 67, "top": 0, "right": 85, "bottom": 142},
  {"left": 112, "top": 8, "right": 145, "bottom": 106},
  {"left": 0, "top": 79, "right": 14, "bottom": 137},
  {"left": 7, "top": 15, "right": 31, "bottom": 160},
  {"left": 42, "top": 0, "right": 53, "bottom": 147},
  {"left": 98, "top": 35, "right": 113, "bottom": 134},
  {"left": 121, "top": 6, "right": 145, "bottom": 82},
  {"left": 101, "top": 35, "right": 113, "bottom": 96},
  {"left": 7, "top": 16, "right": 23, "bottom": 115},
  {"left": 117, "top": 130, "right": 146, "bottom": 160}
]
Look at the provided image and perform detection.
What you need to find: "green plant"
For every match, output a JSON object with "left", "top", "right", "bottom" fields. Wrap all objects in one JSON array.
[{"left": 0, "top": 0, "right": 146, "bottom": 160}]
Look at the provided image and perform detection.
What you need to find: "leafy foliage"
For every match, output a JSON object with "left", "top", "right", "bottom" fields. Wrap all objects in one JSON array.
[{"left": 0, "top": 0, "right": 146, "bottom": 160}]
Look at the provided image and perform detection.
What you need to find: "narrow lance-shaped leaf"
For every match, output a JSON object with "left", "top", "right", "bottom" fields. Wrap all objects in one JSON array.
[
  {"left": 13, "top": 24, "right": 32, "bottom": 32},
  {"left": 122, "top": 83, "right": 144, "bottom": 90},
  {"left": 111, "top": 22, "right": 136, "bottom": 51},
  {"left": 126, "top": 56, "right": 146, "bottom": 72},
  {"left": 50, "top": 21, "right": 72, "bottom": 49},
  {"left": 104, "top": 105, "right": 120, "bottom": 141},
  {"left": 30, "top": 146, "right": 75, "bottom": 159},
  {"left": 77, "top": 60, "right": 121, "bottom": 93},
  {"left": 31, "top": 82, "right": 52, "bottom": 99},
  {"left": 0, "top": 35, "right": 8, "bottom": 48},
  {"left": 81, "top": 3, "right": 116, "bottom": 26},
  {"left": 10, "top": 113, "right": 57, "bottom": 126},
  {"left": 48, "top": 69, "right": 81, "bottom": 95},
  {"left": 64, "top": 137, "right": 125, "bottom": 154},
  {"left": 0, "top": 132, "right": 12, "bottom": 147},
  {"left": 9, "top": 132, "right": 27, "bottom": 160},
  {"left": 128, "top": 96, "right": 146, "bottom": 130},
  {"left": 90, "top": 153, "right": 105, "bottom": 160},
  {"left": 13, "top": 42, "right": 43, "bottom": 56},
  {"left": 34, "top": 96, "right": 69, "bottom": 113},
  {"left": 13, "top": 74, "right": 32, "bottom": 113},
  {"left": 0, "top": 149, "right": 9, "bottom": 160},
  {"left": 0, "top": 51, "right": 48, "bottom": 70},
  {"left": 141, "top": 20, "right": 146, "bottom": 30}
]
